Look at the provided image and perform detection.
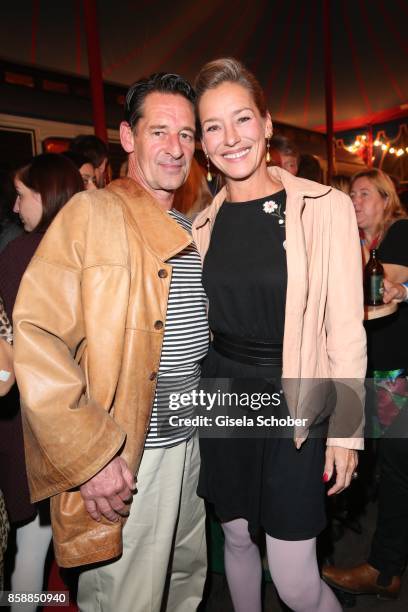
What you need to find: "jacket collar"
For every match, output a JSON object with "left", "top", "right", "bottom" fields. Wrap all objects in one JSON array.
[
  {"left": 194, "top": 165, "right": 332, "bottom": 229},
  {"left": 107, "top": 177, "right": 192, "bottom": 262}
]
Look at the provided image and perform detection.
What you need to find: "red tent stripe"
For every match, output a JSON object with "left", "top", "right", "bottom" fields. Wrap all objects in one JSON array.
[
  {"left": 359, "top": 0, "right": 405, "bottom": 101},
  {"left": 251, "top": 0, "right": 284, "bottom": 76},
  {"left": 175, "top": 1, "right": 232, "bottom": 77},
  {"left": 313, "top": 104, "right": 408, "bottom": 132},
  {"left": 31, "top": 0, "right": 40, "bottom": 64},
  {"left": 341, "top": 1, "right": 373, "bottom": 114},
  {"left": 103, "top": 1, "right": 222, "bottom": 78},
  {"left": 396, "top": 0, "right": 408, "bottom": 19},
  {"left": 233, "top": 0, "right": 266, "bottom": 59},
  {"left": 278, "top": 1, "right": 307, "bottom": 118},
  {"left": 303, "top": 0, "right": 317, "bottom": 125},
  {"left": 264, "top": 0, "right": 298, "bottom": 99},
  {"left": 378, "top": 0, "right": 408, "bottom": 57},
  {"left": 75, "top": 0, "right": 81, "bottom": 73}
]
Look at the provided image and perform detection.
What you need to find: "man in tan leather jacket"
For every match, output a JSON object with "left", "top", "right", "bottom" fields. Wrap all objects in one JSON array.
[{"left": 13, "top": 74, "right": 208, "bottom": 612}]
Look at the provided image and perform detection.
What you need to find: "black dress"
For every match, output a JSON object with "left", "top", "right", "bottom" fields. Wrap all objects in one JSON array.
[{"left": 198, "top": 191, "right": 326, "bottom": 540}]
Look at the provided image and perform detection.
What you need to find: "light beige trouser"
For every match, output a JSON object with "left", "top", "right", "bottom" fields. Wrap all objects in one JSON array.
[{"left": 77, "top": 434, "right": 206, "bottom": 612}]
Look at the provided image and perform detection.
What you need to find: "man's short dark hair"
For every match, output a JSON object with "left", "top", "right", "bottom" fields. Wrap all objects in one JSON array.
[
  {"left": 124, "top": 73, "right": 196, "bottom": 131},
  {"left": 69, "top": 135, "right": 108, "bottom": 168},
  {"left": 270, "top": 135, "right": 299, "bottom": 159}
]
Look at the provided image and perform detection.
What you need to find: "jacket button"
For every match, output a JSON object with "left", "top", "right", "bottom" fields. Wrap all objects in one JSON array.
[
  {"left": 154, "top": 320, "right": 164, "bottom": 330},
  {"left": 149, "top": 371, "right": 157, "bottom": 381},
  {"left": 158, "top": 269, "right": 168, "bottom": 278}
]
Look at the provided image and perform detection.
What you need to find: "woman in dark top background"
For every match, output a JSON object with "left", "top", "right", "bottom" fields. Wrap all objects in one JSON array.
[
  {"left": 0, "top": 153, "right": 83, "bottom": 609},
  {"left": 324, "top": 169, "right": 408, "bottom": 599}
]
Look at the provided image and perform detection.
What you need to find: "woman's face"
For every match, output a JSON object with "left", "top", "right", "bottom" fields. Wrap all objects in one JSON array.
[
  {"left": 80, "top": 162, "right": 97, "bottom": 191},
  {"left": 350, "top": 176, "right": 387, "bottom": 233},
  {"left": 13, "top": 179, "right": 43, "bottom": 231},
  {"left": 199, "top": 82, "right": 271, "bottom": 182}
]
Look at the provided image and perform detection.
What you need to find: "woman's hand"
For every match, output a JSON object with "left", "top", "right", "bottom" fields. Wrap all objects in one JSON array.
[
  {"left": 323, "top": 446, "right": 358, "bottom": 496},
  {"left": 383, "top": 278, "right": 408, "bottom": 303}
]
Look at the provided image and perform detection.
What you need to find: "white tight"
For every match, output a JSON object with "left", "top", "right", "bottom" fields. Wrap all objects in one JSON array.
[
  {"left": 11, "top": 513, "right": 52, "bottom": 612},
  {"left": 222, "top": 518, "right": 341, "bottom": 612}
]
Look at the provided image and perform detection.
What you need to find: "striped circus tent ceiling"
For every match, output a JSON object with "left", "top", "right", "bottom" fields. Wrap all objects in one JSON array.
[{"left": 0, "top": 0, "right": 407, "bottom": 132}]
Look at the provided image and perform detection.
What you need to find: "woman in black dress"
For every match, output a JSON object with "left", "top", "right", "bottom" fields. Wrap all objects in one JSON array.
[{"left": 192, "top": 59, "right": 366, "bottom": 612}]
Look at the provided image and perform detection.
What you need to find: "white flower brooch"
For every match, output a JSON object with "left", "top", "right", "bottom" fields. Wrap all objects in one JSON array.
[
  {"left": 263, "top": 200, "right": 278, "bottom": 214},
  {"left": 262, "top": 199, "right": 286, "bottom": 229}
]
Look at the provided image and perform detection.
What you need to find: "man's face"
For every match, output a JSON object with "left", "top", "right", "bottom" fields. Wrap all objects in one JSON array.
[
  {"left": 280, "top": 154, "right": 298, "bottom": 175},
  {"left": 122, "top": 92, "right": 196, "bottom": 199}
]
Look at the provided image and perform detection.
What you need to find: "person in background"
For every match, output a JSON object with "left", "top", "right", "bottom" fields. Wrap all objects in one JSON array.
[
  {"left": 297, "top": 153, "right": 323, "bottom": 183},
  {"left": 0, "top": 153, "right": 83, "bottom": 612},
  {"left": 192, "top": 57, "right": 365, "bottom": 612},
  {"left": 0, "top": 297, "right": 12, "bottom": 591},
  {"left": 69, "top": 134, "right": 109, "bottom": 187},
  {"left": 62, "top": 151, "right": 97, "bottom": 191},
  {"left": 173, "top": 157, "right": 212, "bottom": 218},
  {"left": 0, "top": 169, "right": 23, "bottom": 253},
  {"left": 0, "top": 296, "right": 14, "bottom": 396},
  {"left": 330, "top": 174, "right": 350, "bottom": 195},
  {"left": 0, "top": 486, "right": 8, "bottom": 593},
  {"left": 268, "top": 134, "right": 300, "bottom": 175},
  {"left": 323, "top": 169, "right": 408, "bottom": 600}
]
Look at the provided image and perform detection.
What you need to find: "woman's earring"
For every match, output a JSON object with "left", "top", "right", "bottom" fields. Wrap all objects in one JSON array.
[
  {"left": 266, "top": 137, "right": 271, "bottom": 163},
  {"left": 206, "top": 155, "right": 212, "bottom": 182}
]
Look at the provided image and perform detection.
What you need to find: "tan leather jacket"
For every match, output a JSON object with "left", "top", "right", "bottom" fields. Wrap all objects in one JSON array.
[
  {"left": 192, "top": 166, "right": 367, "bottom": 449},
  {"left": 13, "top": 178, "right": 192, "bottom": 567}
]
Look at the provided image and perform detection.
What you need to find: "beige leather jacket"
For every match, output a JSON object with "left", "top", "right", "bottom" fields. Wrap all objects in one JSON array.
[
  {"left": 13, "top": 178, "right": 192, "bottom": 567},
  {"left": 192, "top": 166, "right": 367, "bottom": 449}
]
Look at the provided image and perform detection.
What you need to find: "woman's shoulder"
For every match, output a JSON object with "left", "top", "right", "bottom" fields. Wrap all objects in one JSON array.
[
  {"left": 387, "top": 218, "right": 408, "bottom": 232},
  {"left": 383, "top": 218, "right": 408, "bottom": 243},
  {"left": 1, "top": 232, "right": 42, "bottom": 258},
  {"left": 379, "top": 219, "right": 408, "bottom": 264}
]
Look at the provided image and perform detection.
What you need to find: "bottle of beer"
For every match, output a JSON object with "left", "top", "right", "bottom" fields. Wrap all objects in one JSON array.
[{"left": 364, "top": 249, "right": 384, "bottom": 306}]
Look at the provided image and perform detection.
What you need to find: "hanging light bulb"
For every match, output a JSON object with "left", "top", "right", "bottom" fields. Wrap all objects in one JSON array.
[
  {"left": 396, "top": 148, "right": 404, "bottom": 157},
  {"left": 374, "top": 140, "right": 381, "bottom": 146},
  {"left": 381, "top": 144, "right": 388, "bottom": 151},
  {"left": 389, "top": 147, "right": 395, "bottom": 154}
]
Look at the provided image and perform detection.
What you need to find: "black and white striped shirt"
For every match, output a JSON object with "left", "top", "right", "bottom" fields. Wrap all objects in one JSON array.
[{"left": 145, "top": 209, "right": 209, "bottom": 448}]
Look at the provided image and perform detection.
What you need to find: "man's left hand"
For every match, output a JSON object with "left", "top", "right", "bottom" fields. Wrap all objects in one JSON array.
[{"left": 80, "top": 456, "right": 135, "bottom": 522}]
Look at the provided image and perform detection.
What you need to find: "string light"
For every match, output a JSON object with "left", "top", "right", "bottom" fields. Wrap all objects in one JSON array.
[{"left": 344, "top": 132, "right": 406, "bottom": 158}]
